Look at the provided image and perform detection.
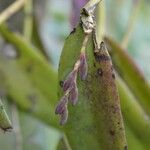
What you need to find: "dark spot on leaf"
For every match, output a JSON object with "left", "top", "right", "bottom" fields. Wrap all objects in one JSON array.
[
  {"left": 26, "top": 65, "right": 33, "bottom": 73},
  {"left": 124, "top": 145, "right": 128, "bottom": 150},
  {"left": 94, "top": 53, "right": 110, "bottom": 62},
  {"left": 111, "top": 65, "right": 114, "bottom": 71},
  {"left": 112, "top": 73, "right": 115, "bottom": 79},
  {"left": 96, "top": 68, "right": 103, "bottom": 77},
  {"left": 59, "top": 80, "right": 64, "bottom": 87},
  {"left": 109, "top": 129, "right": 115, "bottom": 136},
  {"left": 119, "top": 127, "right": 123, "bottom": 130},
  {"left": 93, "top": 63, "right": 96, "bottom": 67}
]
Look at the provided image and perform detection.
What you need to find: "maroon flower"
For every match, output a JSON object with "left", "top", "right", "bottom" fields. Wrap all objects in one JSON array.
[
  {"left": 55, "top": 95, "right": 69, "bottom": 125},
  {"left": 69, "top": 82, "right": 78, "bottom": 105},
  {"left": 63, "top": 70, "right": 77, "bottom": 91},
  {"left": 60, "top": 109, "right": 68, "bottom": 125},
  {"left": 79, "top": 52, "right": 88, "bottom": 80},
  {"left": 55, "top": 95, "right": 68, "bottom": 115}
]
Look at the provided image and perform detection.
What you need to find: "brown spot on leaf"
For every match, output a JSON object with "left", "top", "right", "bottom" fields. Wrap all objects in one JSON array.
[
  {"left": 96, "top": 68, "right": 103, "bottom": 77},
  {"left": 93, "top": 63, "right": 96, "bottom": 67},
  {"left": 124, "top": 145, "right": 128, "bottom": 150},
  {"left": 109, "top": 129, "right": 115, "bottom": 136},
  {"left": 94, "top": 53, "right": 110, "bottom": 62},
  {"left": 112, "top": 73, "right": 115, "bottom": 79}
]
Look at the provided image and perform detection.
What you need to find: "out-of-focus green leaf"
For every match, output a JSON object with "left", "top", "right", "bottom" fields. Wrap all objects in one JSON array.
[
  {"left": 0, "top": 100, "right": 62, "bottom": 150},
  {"left": 125, "top": 125, "right": 146, "bottom": 150},
  {"left": 117, "top": 76, "right": 150, "bottom": 147},
  {"left": 0, "top": 25, "right": 59, "bottom": 128}
]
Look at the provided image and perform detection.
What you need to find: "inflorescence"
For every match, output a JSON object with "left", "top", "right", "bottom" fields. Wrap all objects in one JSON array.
[{"left": 55, "top": 51, "right": 88, "bottom": 125}]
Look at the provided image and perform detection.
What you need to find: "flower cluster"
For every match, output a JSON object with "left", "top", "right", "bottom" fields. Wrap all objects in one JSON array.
[{"left": 55, "top": 51, "right": 87, "bottom": 125}]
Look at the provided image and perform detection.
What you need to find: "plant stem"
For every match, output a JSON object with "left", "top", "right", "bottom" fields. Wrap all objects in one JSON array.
[
  {"left": 0, "top": 0, "right": 26, "bottom": 25},
  {"left": 96, "top": 0, "right": 105, "bottom": 42},
  {"left": 23, "top": 0, "right": 33, "bottom": 41},
  {"left": 121, "top": 0, "right": 141, "bottom": 48}
]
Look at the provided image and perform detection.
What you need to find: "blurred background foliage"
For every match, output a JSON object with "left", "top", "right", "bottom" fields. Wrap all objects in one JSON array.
[{"left": 0, "top": 0, "right": 150, "bottom": 150}]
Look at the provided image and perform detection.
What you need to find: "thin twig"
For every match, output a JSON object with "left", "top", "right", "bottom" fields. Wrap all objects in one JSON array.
[
  {"left": 97, "top": 0, "right": 105, "bottom": 42},
  {"left": 0, "top": 0, "right": 27, "bottom": 25},
  {"left": 62, "top": 134, "right": 72, "bottom": 150},
  {"left": 23, "top": 0, "right": 33, "bottom": 41},
  {"left": 121, "top": 0, "right": 141, "bottom": 48}
]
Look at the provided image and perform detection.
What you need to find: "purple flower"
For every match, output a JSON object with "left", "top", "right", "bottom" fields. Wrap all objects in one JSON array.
[
  {"left": 69, "top": 82, "right": 78, "bottom": 105},
  {"left": 79, "top": 52, "right": 88, "bottom": 80},
  {"left": 63, "top": 70, "right": 77, "bottom": 91},
  {"left": 71, "top": 0, "right": 89, "bottom": 27},
  {"left": 60, "top": 109, "right": 68, "bottom": 125},
  {"left": 55, "top": 95, "right": 68, "bottom": 115},
  {"left": 55, "top": 95, "right": 69, "bottom": 125}
]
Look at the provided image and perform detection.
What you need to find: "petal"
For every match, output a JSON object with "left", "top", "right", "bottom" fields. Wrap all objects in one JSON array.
[
  {"left": 79, "top": 52, "right": 88, "bottom": 80},
  {"left": 63, "top": 70, "right": 77, "bottom": 91},
  {"left": 55, "top": 96, "right": 68, "bottom": 114},
  {"left": 60, "top": 108, "right": 68, "bottom": 125},
  {"left": 69, "top": 83, "right": 78, "bottom": 105}
]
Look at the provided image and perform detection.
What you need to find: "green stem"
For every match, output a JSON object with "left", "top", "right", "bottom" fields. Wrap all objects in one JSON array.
[
  {"left": 121, "top": 0, "right": 141, "bottom": 48},
  {"left": 96, "top": 0, "right": 105, "bottom": 42},
  {"left": 23, "top": 0, "right": 33, "bottom": 41},
  {"left": 57, "top": 134, "right": 72, "bottom": 150}
]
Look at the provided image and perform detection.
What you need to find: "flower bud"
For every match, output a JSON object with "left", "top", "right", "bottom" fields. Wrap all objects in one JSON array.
[
  {"left": 63, "top": 70, "right": 77, "bottom": 91},
  {"left": 55, "top": 95, "right": 68, "bottom": 115},
  {"left": 79, "top": 52, "right": 88, "bottom": 80},
  {"left": 60, "top": 108, "right": 68, "bottom": 125},
  {"left": 69, "top": 82, "right": 78, "bottom": 105}
]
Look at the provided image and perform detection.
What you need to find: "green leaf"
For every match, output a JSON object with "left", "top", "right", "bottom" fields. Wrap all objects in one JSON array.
[
  {"left": 117, "top": 75, "right": 150, "bottom": 146},
  {"left": 0, "top": 25, "right": 58, "bottom": 128},
  {"left": 58, "top": 24, "right": 127, "bottom": 150}
]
